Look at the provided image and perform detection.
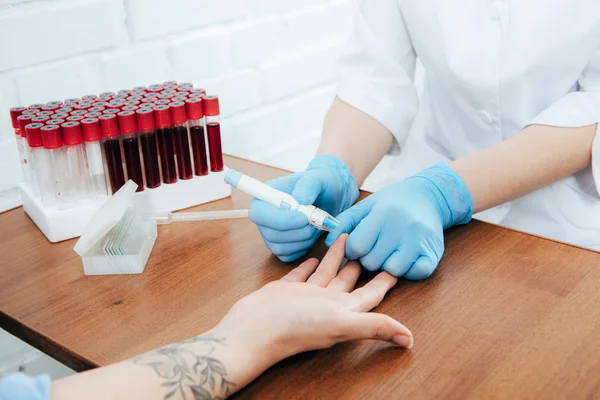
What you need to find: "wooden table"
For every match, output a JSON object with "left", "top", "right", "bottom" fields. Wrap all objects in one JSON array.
[{"left": 2, "top": 156, "right": 600, "bottom": 399}]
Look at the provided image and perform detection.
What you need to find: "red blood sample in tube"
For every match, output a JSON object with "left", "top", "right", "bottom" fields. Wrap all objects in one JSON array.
[
  {"left": 203, "top": 96, "right": 223, "bottom": 172},
  {"left": 185, "top": 98, "right": 208, "bottom": 176},
  {"left": 117, "top": 111, "right": 144, "bottom": 192},
  {"left": 153, "top": 105, "right": 177, "bottom": 184},
  {"left": 136, "top": 109, "right": 161, "bottom": 189},
  {"left": 99, "top": 114, "right": 126, "bottom": 194},
  {"left": 170, "top": 101, "right": 193, "bottom": 180}
]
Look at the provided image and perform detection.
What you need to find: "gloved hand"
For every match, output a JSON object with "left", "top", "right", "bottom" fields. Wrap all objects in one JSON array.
[
  {"left": 250, "top": 155, "right": 359, "bottom": 262},
  {"left": 326, "top": 164, "right": 474, "bottom": 280}
]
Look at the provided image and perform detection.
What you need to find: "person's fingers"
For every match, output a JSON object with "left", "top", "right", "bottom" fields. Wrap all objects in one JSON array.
[
  {"left": 338, "top": 312, "right": 413, "bottom": 348},
  {"left": 307, "top": 234, "right": 348, "bottom": 286},
  {"left": 381, "top": 249, "right": 415, "bottom": 278},
  {"left": 348, "top": 271, "right": 398, "bottom": 312},
  {"left": 291, "top": 171, "right": 325, "bottom": 205},
  {"left": 325, "top": 200, "right": 372, "bottom": 247},
  {"left": 250, "top": 199, "right": 308, "bottom": 230},
  {"left": 266, "top": 173, "right": 302, "bottom": 194},
  {"left": 258, "top": 224, "right": 317, "bottom": 244},
  {"left": 326, "top": 261, "right": 362, "bottom": 292},
  {"left": 344, "top": 212, "right": 381, "bottom": 264},
  {"left": 280, "top": 258, "right": 319, "bottom": 282}
]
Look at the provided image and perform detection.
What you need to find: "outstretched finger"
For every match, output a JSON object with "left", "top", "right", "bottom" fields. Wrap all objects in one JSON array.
[
  {"left": 337, "top": 312, "right": 413, "bottom": 348},
  {"left": 280, "top": 258, "right": 319, "bottom": 282},
  {"left": 327, "top": 262, "right": 362, "bottom": 292},
  {"left": 348, "top": 271, "right": 398, "bottom": 312},
  {"left": 307, "top": 234, "right": 348, "bottom": 287}
]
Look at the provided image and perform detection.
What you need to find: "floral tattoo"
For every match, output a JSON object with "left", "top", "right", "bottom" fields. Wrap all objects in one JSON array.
[{"left": 133, "top": 335, "right": 236, "bottom": 400}]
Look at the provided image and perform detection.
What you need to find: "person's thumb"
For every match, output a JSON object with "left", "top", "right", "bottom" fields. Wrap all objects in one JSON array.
[
  {"left": 292, "top": 171, "right": 325, "bottom": 205},
  {"left": 340, "top": 312, "right": 413, "bottom": 348}
]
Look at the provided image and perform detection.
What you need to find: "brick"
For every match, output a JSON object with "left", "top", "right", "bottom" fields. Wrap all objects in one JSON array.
[
  {"left": 196, "top": 70, "right": 261, "bottom": 117},
  {"left": 259, "top": 45, "right": 341, "bottom": 102},
  {"left": 15, "top": 57, "right": 105, "bottom": 105},
  {"left": 230, "top": 18, "right": 285, "bottom": 68},
  {"left": 125, "top": 0, "right": 250, "bottom": 41},
  {"left": 101, "top": 44, "right": 173, "bottom": 90},
  {"left": 0, "top": 0, "right": 123, "bottom": 72},
  {"left": 167, "top": 30, "right": 232, "bottom": 82}
]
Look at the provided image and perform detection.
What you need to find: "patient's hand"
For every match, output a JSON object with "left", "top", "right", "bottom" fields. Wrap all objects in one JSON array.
[{"left": 218, "top": 234, "right": 413, "bottom": 367}]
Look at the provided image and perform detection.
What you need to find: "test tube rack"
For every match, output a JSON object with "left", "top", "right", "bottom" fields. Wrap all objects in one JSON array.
[{"left": 21, "top": 170, "right": 231, "bottom": 243}]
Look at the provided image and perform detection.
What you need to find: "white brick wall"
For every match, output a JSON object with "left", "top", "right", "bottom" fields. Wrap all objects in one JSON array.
[{"left": 0, "top": 0, "right": 356, "bottom": 210}]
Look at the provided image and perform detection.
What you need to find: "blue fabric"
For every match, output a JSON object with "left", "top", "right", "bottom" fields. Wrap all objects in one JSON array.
[
  {"left": 0, "top": 373, "right": 51, "bottom": 400},
  {"left": 249, "top": 154, "right": 360, "bottom": 262},
  {"left": 326, "top": 163, "right": 474, "bottom": 280}
]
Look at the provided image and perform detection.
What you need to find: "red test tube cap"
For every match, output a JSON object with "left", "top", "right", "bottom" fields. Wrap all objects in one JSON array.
[
  {"left": 169, "top": 101, "right": 187, "bottom": 124},
  {"left": 32, "top": 116, "right": 49, "bottom": 124},
  {"left": 136, "top": 108, "right": 155, "bottom": 132},
  {"left": 28, "top": 103, "right": 45, "bottom": 110},
  {"left": 153, "top": 105, "right": 172, "bottom": 128},
  {"left": 37, "top": 111, "right": 54, "bottom": 117},
  {"left": 61, "top": 122, "right": 83, "bottom": 146},
  {"left": 185, "top": 98, "right": 204, "bottom": 120},
  {"left": 10, "top": 107, "right": 26, "bottom": 128},
  {"left": 66, "top": 115, "right": 84, "bottom": 122},
  {"left": 51, "top": 113, "right": 69, "bottom": 119},
  {"left": 88, "top": 106, "right": 105, "bottom": 112},
  {"left": 25, "top": 123, "right": 44, "bottom": 147},
  {"left": 41, "top": 125, "right": 62, "bottom": 149},
  {"left": 117, "top": 111, "right": 137, "bottom": 134},
  {"left": 203, "top": 96, "right": 220, "bottom": 116},
  {"left": 70, "top": 110, "right": 88, "bottom": 116},
  {"left": 23, "top": 109, "right": 38, "bottom": 116},
  {"left": 99, "top": 92, "right": 115, "bottom": 98},
  {"left": 17, "top": 115, "right": 33, "bottom": 135},
  {"left": 47, "top": 118, "right": 65, "bottom": 125},
  {"left": 85, "top": 112, "right": 102, "bottom": 118},
  {"left": 190, "top": 88, "right": 207, "bottom": 94},
  {"left": 81, "top": 118, "right": 101, "bottom": 142},
  {"left": 122, "top": 105, "right": 138, "bottom": 112},
  {"left": 99, "top": 114, "right": 119, "bottom": 138},
  {"left": 103, "top": 108, "right": 121, "bottom": 115}
]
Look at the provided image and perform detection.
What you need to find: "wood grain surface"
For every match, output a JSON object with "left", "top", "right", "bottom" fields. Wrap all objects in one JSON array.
[{"left": 1, "top": 155, "right": 600, "bottom": 399}]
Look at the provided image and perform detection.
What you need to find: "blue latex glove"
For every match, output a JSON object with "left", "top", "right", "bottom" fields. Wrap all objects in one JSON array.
[
  {"left": 250, "top": 155, "right": 359, "bottom": 262},
  {"left": 326, "top": 164, "right": 474, "bottom": 280}
]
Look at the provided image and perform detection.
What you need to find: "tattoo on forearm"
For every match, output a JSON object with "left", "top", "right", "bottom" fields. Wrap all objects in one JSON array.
[{"left": 133, "top": 334, "right": 236, "bottom": 400}]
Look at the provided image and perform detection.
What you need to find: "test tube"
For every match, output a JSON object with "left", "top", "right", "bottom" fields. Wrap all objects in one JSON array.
[
  {"left": 28, "top": 103, "right": 45, "bottom": 110},
  {"left": 99, "top": 92, "right": 115, "bottom": 98},
  {"left": 153, "top": 105, "right": 178, "bottom": 184},
  {"left": 118, "top": 111, "right": 144, "bottom": 192},
  {"left": 99, "top": 114, "right": 126, "bottom": 194},
  {"left": 66, "top": 115, "right": 84, "bottom": 123},
  {"left": 81, "top": 118, "right": 109, "bottom": 196},
  {"left": 41, "top": 125, "right": 70, "bottom": 208},
  {"left": 47, "top": 118, "right": 65, "bottom": 126},
  {"left": 84, "top": 112, "right": 102, "bottom": 119},
  {"left": 61, "top": 121, "right": 92, "bottom": 200},
  {"left": 170, "top": 101, "right": 193, "bottom": 180},
  {"left": 25, "top": 123, "right": 47, "bottom": 202},
  {"left": 203, "top": 96, "right": 224, "bottom": 172},
  {"left": 63, "top": 98, "right": 80, "bottom": 105},
  {"left": 190, "top": 88, "right": 207, "bottom": 96},
  {"left": 185, "top": 98, "right": 208, "bottom": 176},
  {"left": 41, "top": 104, "right": 60, "bottom": 112},
  {"left": 136, "top": 109, "right": 161, "bottom": 189},
  {"left": 10, "top": 107, "right": 33, "bottom": 187}
]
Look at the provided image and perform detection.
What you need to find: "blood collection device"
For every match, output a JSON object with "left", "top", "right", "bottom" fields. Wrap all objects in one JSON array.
[
  {"left": 225, "top": 169, "right": 341, "bottom": 232},
  {"left": 136, "top": 109, "right": 161, "bottom": 189},
  {"left": 118, "top": 111, "right": 144, "bottom": 191},
  {"left": 25, "top": 123, "right": 47, "bottom": 202},
  {"left": 185, "top": 98, "right": 208, "bottom": 176},
  {"left": 10, "top": 107, "right": 33, "bottom": 187},
  {"left": 203, "top": 96, "right": 223, "bottom": 172},
  {"left": 81, "top": 118, "right": 109, "bottom": 196},
  {"left": 41, "top": 124, "right": 70, "bottom": 208},
  {"left": 153, "top": 105, "right": 178, "bottom": 184},
  {"left": 170, "top": 101, "right": 193, "bottom": 180},
  {"left": 99, "top": 114, "right": 126, "bottom": 194},
  {"left": 61, "top": 121, "right": 92, "bottom": 200}
]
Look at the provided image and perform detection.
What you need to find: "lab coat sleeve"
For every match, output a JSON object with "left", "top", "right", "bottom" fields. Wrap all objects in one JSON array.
[
  {"left": 336, "top": 0, "right": 418, "bottom": 153},
  {"left": 529, "top": 46, "right": 600, "bottom": 196}
]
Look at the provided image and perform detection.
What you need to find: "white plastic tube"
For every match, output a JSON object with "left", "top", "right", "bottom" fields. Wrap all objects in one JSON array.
[{"left": 150, "top": 209, "right": 249, "bottom": 224}]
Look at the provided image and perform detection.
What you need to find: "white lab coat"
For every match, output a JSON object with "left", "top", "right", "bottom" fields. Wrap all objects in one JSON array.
[{"left": 337, "top": 0, "right": 600, "bottom": 250}]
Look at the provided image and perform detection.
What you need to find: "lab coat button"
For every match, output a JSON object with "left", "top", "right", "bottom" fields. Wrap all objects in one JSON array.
[{"left": 478, "top": 110, "right": 494, "bottom": 124}]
